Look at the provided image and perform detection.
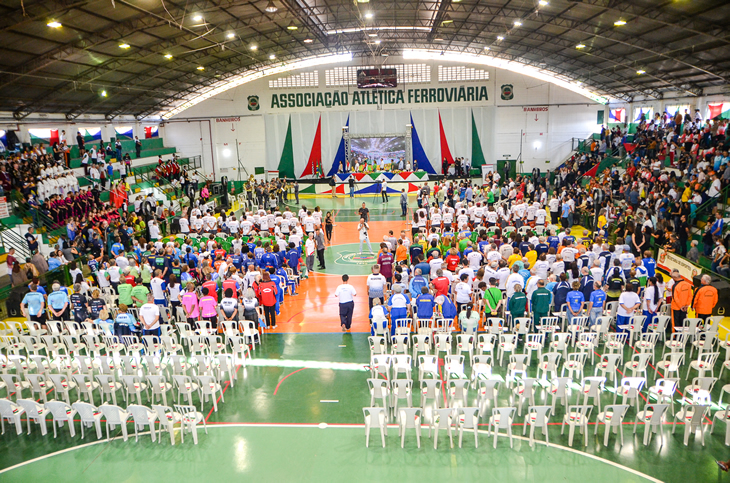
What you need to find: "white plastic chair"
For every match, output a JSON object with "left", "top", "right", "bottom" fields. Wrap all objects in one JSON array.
[
  {"left": 151, "top": 404, "right": 182, "bottom": 445},
  {"left": 512, "top": 378, "right": 538, "bottom": 416},
  {"left": 390, "top": 379, "right": 413, "bottom": 416},
  {"left": 370, "top": 355, "right": 392, "bottom": 381},
  {"left": 127, "top": 404, "right": 159, "bottom": 442},
  {"left": 594, "top": 404, "right": 630, "bottom": 447},
  {"left": 45, "top": 400, "right": 77, "bottom": 438},
  {"left": 647, "top": 378, "right": 678, "bottom": 417},
  {"left": 99, "top": 404, "right": 131, "bottom": 442},
  {"left": 147, "top": 375, "right": 174, "bottom": 406},
  {"left": 594, "top": 353, "right": 622, "bottom": 383},
  {"left": 562, "top": 352, "right": 587, "bottom": 381},
  {"left": 672, "top": 404, "right": 710, "bottom": 446},
  {"left": 561, "top": 404, "right": 593, "bottom": 447},
  {"left": 498, "top": 334, "right": 517, "bottom": 365},
  {"left": 96, "top": 374, "right": 124, "bottom": 406},
  {"left": 458, "top": 407, "right": 481, "bottom": 448},
  {"left": 487, "top": 407, "right": 516, "bottom": 448},
  {"left": 477, "top": 379, "right": 501, "bottom": 417},
  {"left": 197, "top": 375, "right": 224, "bottom": 412},
  {"left": 0, "top": 398, "right": 25, "bottom": 435},
  {"left": 523, "top": 405, "right": 552, "bottom": 447},
  {"left": 17, "top": 399, "right": 48, "bottom": 436},
  {"left": 121, "top": 375, "right": 148, "bottom": 405},
  {"left": 72, "top": 401, "right": 103, "bottom": 439},
  {"left": 470, "top": 355, "right": 493, "bottom": 387},
  {"left": 581, "top": 376, "right": 606, "bottom": 413},
  {"left": 369, "top": 336, "right": 387, "bottom": 355},
  {"left": 398, "top": 407, "right": 422, "bottom": 448},
  {"left": 363, "top": 407, "right": 388, "bottom": 448},
  {"left": 656, "top": 352, "right": 684, "bottom": 380},
  {"left": 686, "top": 351, "right": 720, "bottom": 379},
  {"left": 549, "top": 377, "right": 572, "bottom": 409},
  {"left": 613, "top": 377, "right": 646, "bottom": 409},
  {"left": 523, "top": 333, "right": 545, "bottom": 364},
  {"left": 420, "top": 379, "right": 442, "bottom": 411},
  {"left": 537, "top": 352, "right": 562, "bottom": 381},
  {"left": 623, "top": 353, "right": 652, "bottom": 380},
  {"left": 418, "top": 355, "right": 438, "bottom": 380}
]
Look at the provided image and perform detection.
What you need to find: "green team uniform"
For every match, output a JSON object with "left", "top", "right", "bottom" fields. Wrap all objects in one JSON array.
[
  {"left": 531, "top": 287, "right": 553, "bottom": 327},
  {"left": 508, "top": 292, "right": 528, "bottom": 318}
]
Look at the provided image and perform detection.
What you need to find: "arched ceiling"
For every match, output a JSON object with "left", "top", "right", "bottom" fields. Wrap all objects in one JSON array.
[{"left": 1, "top": 0, "right": 728, "bottom": 120}]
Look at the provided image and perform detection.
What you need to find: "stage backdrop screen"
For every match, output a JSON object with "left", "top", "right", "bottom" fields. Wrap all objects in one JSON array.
[{"left": 350, "top": 136, "right": 406, "bottom": 167}]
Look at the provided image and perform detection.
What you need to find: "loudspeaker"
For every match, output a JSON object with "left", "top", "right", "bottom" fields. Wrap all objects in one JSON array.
[{"left": 6, "top": 285, "right": 30, "bottom": 317}]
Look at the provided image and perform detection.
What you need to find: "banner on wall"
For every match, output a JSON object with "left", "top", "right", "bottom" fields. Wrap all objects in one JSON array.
[
  {"left": 144, "top": 126, "right": 159, "bottom": 138},
  {"left": 657, "top": 248, "right": 703, "bottom": 282},
  {"left": 115, "top": 126, "right": 133, "bottom": 139},
  {"left": 633, "top": 107, "right": 653, "bottom": 123},
  {"left": 609, "top": 108, "right": 625, "bottom": 123}
]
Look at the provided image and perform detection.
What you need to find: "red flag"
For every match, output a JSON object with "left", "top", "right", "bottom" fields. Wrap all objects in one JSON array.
[
  {"left": 709, "top": 103, "right": 724, "bottom": 119},
  {"left": 144, "top": 126, "right": 152, "bottom": 139},
  {"left": 584, "top": 163, "right": 599, "bottom": 179},
  {"left": 49, "top": 129, "right": 59, "bottom": 145},
  {"left": 438, "top": 111, "right": 454, "bottom": 166},
  {"left": 301, "top": 116, "right": 322, "bottom": 177}
]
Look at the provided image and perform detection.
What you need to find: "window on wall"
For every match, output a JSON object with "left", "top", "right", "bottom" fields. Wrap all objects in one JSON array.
[
  {"left": 398, "top": 64, "right": 430, "bottom": 84},
  {"left": 438, "top": 65, "right": 490, "bottom": 83},
  {"left": 269, "top": 71, "right": 319, "bottom": 89},
  {"left": 325, "top": 66, "right": 374, "bottom": 87}
]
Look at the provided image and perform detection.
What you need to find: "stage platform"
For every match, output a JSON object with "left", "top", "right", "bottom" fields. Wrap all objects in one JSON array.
[{"left": 333, "top": 171, "right": 429, "bottom": 183}]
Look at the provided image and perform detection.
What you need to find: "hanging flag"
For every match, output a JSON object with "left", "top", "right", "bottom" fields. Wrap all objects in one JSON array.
[
  {"left": 609, "top": 108, "right": 625, "bottom": 123},
  {"left": 115, "top": 126, "right": 134, "bottom": 139},
  {"left": 49, "top": 129, "right": 59, "bottom": 146},
  {"left": 409, "top": 113, "right": 435, "bottom": 174},
  {"left": 144, "top": 127, "right": 152, "bottom": 139},
  {"left": 471, "top": 111, "right": 486, "bottom": 167},
  {"left": 301, "top": 115, "right": 322, "bottom": 178},
  {"left": 277, "top": 116, "right": 295, "bottom": 179},
  {"left": 438, "top": 111, "right": 454, "bottom": 168},
  {"left": 328, "top": 115, "right": 349, "bottom": 177},
  {"left": 708, "top": 103, "right": 729, "bottom": 120}
]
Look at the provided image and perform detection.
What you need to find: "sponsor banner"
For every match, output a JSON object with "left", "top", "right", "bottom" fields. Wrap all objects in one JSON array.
[{"left": 657, "top": 248, "right": 703, "bottom": 282}]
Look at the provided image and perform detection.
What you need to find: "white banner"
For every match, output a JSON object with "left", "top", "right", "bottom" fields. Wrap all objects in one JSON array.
[{"left": 657, "top": 248, "right": 703, "bottom": 282}]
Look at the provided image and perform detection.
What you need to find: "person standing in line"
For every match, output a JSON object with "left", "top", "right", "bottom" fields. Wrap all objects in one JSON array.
[
  {"left": 530, "top": 279, "right": 552, "bottom": 327},
  {"left": 305, "top": 235, "right": 316, "bottom": 273},
  {"left": 366, "top": 265, "right": 387, "bottom": 310},
  {"left": 335, "top": 274, "right": 357, "bottom": 331},
  {"left": 315, "top": 226, "right": 326, "bottom": 270},
  {"left": 139, "top": 293, "right": 161, "bottom": 337},
  {"left": 257, "top": 272, "right": 279, "bottom": 329},
  {"left": 693, "top": 274, "right": 718, "bottom": 324},
  {"left": 400, "top": 188, "right": 408, "bottom": 217},
  {"left": 670, "top": 269, "right": 693, "bottom": 333},
  {"left": 348, "top": 176, "right": 355, "bottom": 198},
  {"left": 586, "top": 281, "right": 606, "bottom": 328},
  {"left": 135, "top": 136, "right": 142, "bottom": 158},
  {"left": 616, "top": 283, "right": 641, "bottom": 334},
  {"left": 381, "top": 179, "right": 389, "bottom": 202},
  {"left": 294, "top": 180, "right": 299, "bottom": 205},
  {"left": 358, "top": 217, "right": 373, "bottom": 254}
]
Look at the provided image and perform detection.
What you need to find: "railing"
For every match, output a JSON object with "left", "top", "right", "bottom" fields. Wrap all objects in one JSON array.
[
  {"left": 692, "top": 183, "right": 730, "bottom": 224},
  {"left": 0, "top": 221, "right": 31, "bottom": 259}
]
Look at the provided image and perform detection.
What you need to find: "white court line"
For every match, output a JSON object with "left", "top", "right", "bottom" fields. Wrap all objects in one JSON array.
[{"left": 0, "top": 423, "right": 662, "bottom": 482}]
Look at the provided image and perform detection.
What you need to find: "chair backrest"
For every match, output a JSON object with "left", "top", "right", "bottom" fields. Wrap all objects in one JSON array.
[
  {"left": 541, "top": 352, "right": 562, "bottom": 369},
  {"left": 128, "top": 404, "right": 154, "bottom": 425},
  {"left": 421, "top": 378, "right": 442, "bottom": 397},
  {"left": 684, "top": 404, "right": 710, "bottom": 426},
  {"left": 684, "top": 318, "right": 702, "bottom": 334},
  {"left": 526, "top": 333, "right": 545, "bottom": 346},
  {"left": 692, "top": 376, "right": 718, "bottom": 392},
  {"left": 368, "top": 336, "right": 387, "bottom": 354},
  {"left": 472, "top": 354, "right": 493, "bottom": 367},
  {"left": 17, "top": 399, "right": 44, "bottom": 418},
  {"left": 653, "top": 378, "right": 678, "bottom": 397},
  {"left": 393, "top": 354, "right": 412, "bottom": 367},
  {"left": 509, "top": 354, "right": 529, "bottom": 371},
  {"left": 582, "top": 376, "right": 605, "bottom": 394},
  {"left": 513, "top": 317, "right": 532, "bottom": 334},
  {"left": 197, "top": 375, "right": 218, "bottom": 393},
  {"left": 477, "top": 334, "right": 496, "bottom": 352},
  {"left": 490, "top": 407, "right": 516, "bottom": 429},
  {"left": 100, "top": 404, "right": 127, "bottom": 423},
  {"left": 458, "top": 407, "right": 480, "bottom": 428},
  {"left": 600, "top": 353, "right": 622, "bottom": 371},
  {"left": 391, "top": 378, "right": 413, "bottom": 397},
  {"left": 651, "top": 316, "right": 670, "bottom": 334},
  {"left": 478, "top": 378, "right": 500, "bottom": 395},
  {"left": 445, "top": 354, "right": 464, "bottom": 370},
  {"left": 434, "top": 333, "right": 452, "bottom": 350},
  {"left": 412, "top": 334, "right": 431, "bottom": 352},
  {"left": 567, "top": 404, "right": 593, "bottom": 422},
  {"left": 456, "top": 334, "right": 475, "bottom": 348},
  {"left": 72, "top": 401, "right": 100, "bottom": 421},
  {"left": 644, "top": 404, "right": 669, "bottom": 425},
  {"left": 552, "top": 332, "right": 570, "bottom": 348},
  {"left": 698, "top": 351, "right": 720, "bottom": 367},
  {"left": 594, "top": 316, "right": 612, "bottom": 334},
  {"left": 418, "top": 355, "right": 436, "bottom": 367},
  {"left": 603, "top": 404, "right": 629, "bottom": 426},
  {"left": 45, "top": 400, "right": 73, "bottom": 420},
  {"left": 620, "top": 377, "right": 646, "bottom": 394},
  {"left": 527, "top": 405, "right": 552, "bottom": 426}
]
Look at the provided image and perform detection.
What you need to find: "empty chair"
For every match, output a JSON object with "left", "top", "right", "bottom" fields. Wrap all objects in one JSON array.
[
  {"left": 96, "top": 374, "right": 124, "bottom": 406},
  {"left": 197, "top": 375, "right": 224, "bottom": 412},
  {"left": 690, "top": 332, "right": 718, "bottom": 359},
  {"left": 656, "top": 352, "right": 684, "bottom": 380},
  {"left": 562, "top": 352, "right": 588, "bottom": 381},
  {"left": 390, "top": 379, "right": 413, "bottom": 416},
  {"left": 523, "top": 405, "right": 552, "bottom": 447},
  {"left": 684, "top": 376, "right": 718, "bottom": 398},
  {"left": 561, "top": 405, "right": 593, "bottom": 447},
  {"left": 45, "top": 400, "right": 77, "bottom": 438},
  {"left": 161, "top": 335, "right": 183, "bottom": 356},
  {"left": 673, "top": 404, "right": 710, "bottom": 446},
  {"left": 456, "top": 334, "right": 475, "bottom": 359},
  {"left": 391, "top": 334, "right": 410, "bottom": 355},
  {"left": 498, "top": 334, "right": 517, "bottom": 365},
  {"left": 370, "top": 355, "right": 392, "bottom": 381},
  {"left": 647, "top": 378, "right": 678, "bottom": 417},
  {"left": 523, "top": 333, "right": 545, "bottom": 364},
  {"left": 595, "top": 353, "right": 623, "bottom": 383},
  {"left": 147, "top": 375, "right": 174, "bottom": 406},
  {"left": 394, "top": 318, "right": 413, "bottom": 335},
  {"left": 411, "top": 334, "right": 431, "bottom": 361},
  {"left": 0, "top": 398, "right": 25, "bottom": 435},
  {"left": 72, "top": 401, "right": 103, "bottom": 439},
  {"left": 613, "top": 377, "right": 646, "bottom": 409},
  {"left": 418, "top": 355, "right": 438, "bottom": 380},
  {"left": 420, "top": 379, "right": 442, "bottom": 411},
  {"left": 83, "top": 334, "right": 106, "bottom": 359},
  {"left": 575, "top": 332, "right": 598, "bottom": 365},
  {"left": 686, "top": 351, "right": 720, "bottom": 379},
  {"left": 549, "top": 332, "right": 571, "bottom": 360},
  {"left": 143, "top": 355, "right": 167, "bottom": 376},
  {"left": 121, "top": 375, "right": 148, "bottom": 405},
  {"left": 73, "top": 374, "right": 100, "bottom": 403},
  {"left": 99, "top": 404, "right": 131, "bottom": 442},
  {"left": 507, "top": 354, "right": 529, "bottom": 386},
  {"left": 581, "top": 376, "right": 606, "bottom": 413},
  {"left": 367, "top": 378, "right": 390, "bottom": 413},
  {"left": 16, "top": 399, "right": 48, "bottom": 436},
  {"left": 448, "top": 379, "right": 470, "bottom": 409},
  {"left": 566, "top": 316, "right": 588, "bottom": 346},
  {"left": 206, "top": 335, "right": 226, "bottom": 356},
  {"left": 594, "top": 404, "right": 630, "bottom": 447},
  {"left": 648, "top": 315, "right": 670, "bottom": 340},
  {"left": 477, "top": 334, "right": 496, "bottom": 357},
  {"left": 127, "top": 404, "right": 159, "bottom": 442},
  {"left": 363, "top": 407, "right": 388, "bottom": 448},
  {"left": 151, "top": 405, "right": 182, "bottom": 445},
  {"left": 120, "top": 355, "right": 141, "bottom": 375},
  {"left": 487, "top": 407, "right": 516, "bottom": 448},
  {"left": 193, "top": 355, "right": 213, "bottom": 376},
  {"left": 477, "top": 379, "right": 501, "bottom": 417},
  {"left": 228, "top": 336, "right": 250, "bottom": 367},
  {"left": 512, "top": 378, "right": 538, "bottom": 416},
  {"left": 398, "top": 407, "right": 422, "bottom": 448},
  {"left": 369, "top": 336, "right": 387, "bottom": 355},
  {"left": 537, "top": 352, "right": 562, "bottom": 381},
  {"left": 1, "top": 374, "right": 31, "bottom": 402},
  {"left": 470, "top": 355, "right": 493, "bottom": 387},
  {"left": 636, "top": 332, "right": 660, "bottom": 364},
  {"left": 434, "top": 333, "right": 452, "bottom": 355},
  {"left": 711, "top": 402, "right": 730, "bottom": 446},
  {"left": 623, "top": 353, "right": 652, "bottom": 380},
  {"left": 26, "top": 374, "right": 53, "bottom": 404},
  {"left": 47, "top": 374, "right": 76, "bottom": 405},
  {"left": 392, "top": 355, "right": 413, "bottom": 380},
  {"left": 549, "top": 377, "right": 572, "bottom": 410},
  {"left": 604, "top": 333, "right": 628, "bottom": 355},
  {"left": 458, "top": 407, "right": 481, "bottom": 448},
  {"left": 589, "top": 315, "right": 612, "bottom": 338},
  {"left": 662, "top": 333, "right": 689, "bottom": 360},
  {"left": 215, "top": 354, "right": 237, "bottom": 387},
  {"left": 444, "top": 354, "right": 466, "bottom": 382},
  {"left": 430, "top": 408, "right": 456, "bottom": 449}
]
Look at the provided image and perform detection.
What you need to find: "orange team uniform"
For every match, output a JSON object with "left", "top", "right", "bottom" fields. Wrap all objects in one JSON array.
[
  {"left": 693, "top": 285, "right": 718, "bottom": 317},
  {"left": 670, "top": 279, "right": 694, "bottom": 331},
  {"left": 395, "top": 245, "right": 408, "bottom": 263}
]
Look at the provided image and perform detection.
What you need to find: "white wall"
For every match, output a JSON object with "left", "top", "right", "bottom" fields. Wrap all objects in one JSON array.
[{"left": 163, "top": 120, "right": 214, "bottom": 174}]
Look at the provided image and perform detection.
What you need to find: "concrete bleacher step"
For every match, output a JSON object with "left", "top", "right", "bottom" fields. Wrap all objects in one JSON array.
[
  {"left": 73, "top": 153, "right": 179, "bottom": 187},
  {"left": 69, "top": 147, "right": 176, "bottom": 169}
]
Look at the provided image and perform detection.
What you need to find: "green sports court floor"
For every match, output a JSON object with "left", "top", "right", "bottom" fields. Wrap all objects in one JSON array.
[{"left": 1, "top": 196, "right": 727, "bottom": 482}]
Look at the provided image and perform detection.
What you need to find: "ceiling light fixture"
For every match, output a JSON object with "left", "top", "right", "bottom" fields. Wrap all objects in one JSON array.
[
  {"left": 364, "top": 12, "right": 373, "bottom": 19},
  {"left": 197, "top": 66, "right": 205, "bottom": 71},
  {"left": 265, "top": 0, "right": 278, "bottom": 13},
  {"left": 227, "top": 32, "right": 235, "bottom": 39},
  {"left": 636, "top": 69, "right": 645, "bottom": 75},
  {"left": 538, "top": 0, "right": 549, "bottom": 6},
  {"left": 484, "top": 46, "right": 490, "bottom": 50},
  {"left": 513, "top": 20, "right": 522, "bottom": 27},
  {"left": 576, "top": 43, "right": 586, "bottom": 49},
  {"left": 374, "top": 40, "right": 381, "bottom": 44},
  {"left": 442, "top": 14, "right": 453, "bottom": 25},
  {"left": 193, "top": 14, "right": 203, "bottom": 21},
  {"left": 47, "top": 21, "right": 62, "bottom": 28},
  {"left": 101, "top": 90, "right": 107, "bottom": 97},
  {"left": 356, "top": 0, "right": 369, "bottom": 3},
  {"left": 614, "top": 19, "right": 626, "bottom": 26},
  {"left": 303, "top": 38, "right": 313, "bottom": 43},
  {"left": 368, "top": 33, "right": 378, "bottom": 37},
  {"left": 287, "top": 21, "right": 298, "bottom": 30},
  {"left": 497, "top": 35, "right": 504, "bottom": 40},
  {"left": 270, "top": 54, "right": 276, "bottom": 59},
  {"left": 434, "top": 38, "right": 443, "bottom": 41},
  {"left": 119, "top": 43, "right": 130, "bottom": 49},
  {"left": 164, "top": 54, "right": 173, "bottom": 59},
  {"left": 250, "top": 45, "right": 258, "bottom": 50}
]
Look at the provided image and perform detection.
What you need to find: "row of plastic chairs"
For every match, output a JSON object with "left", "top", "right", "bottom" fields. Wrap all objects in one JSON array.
[{"left": 0, "top": 398, "right": 206, "bottom": 444}]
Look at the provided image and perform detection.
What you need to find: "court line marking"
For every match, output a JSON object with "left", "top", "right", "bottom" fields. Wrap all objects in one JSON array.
[
  {"left": 0, "top": 423, "right": 662, "bottom": 482},
  {"left": 273, "top": 368, "right": 308, "bottom": 396}
]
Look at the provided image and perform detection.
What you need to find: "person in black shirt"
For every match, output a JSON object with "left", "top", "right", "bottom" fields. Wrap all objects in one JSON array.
[
  {"left": 358, "top": 202, "right": 369, "bottom": 222},
  {"left": 135, "top": 136, "right": 142, "bottom": 158},
  {"left": 70, "top": 285, "right": 89, "bottom": 323},
  {"left": 25, "top": 227, "right": 39, "bottom": 252}
]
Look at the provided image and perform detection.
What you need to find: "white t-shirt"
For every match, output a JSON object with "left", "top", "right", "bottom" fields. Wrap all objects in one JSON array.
[
  {"left": 454, "top": 282, "right": 472, "bottom": 303},
  {"left": 335, "top": 284, "right": 357, "bottom": 303},
  {"left": 107, "top": 266, "right": 121, "bottom": 283},
  {"left": 150, "top": 278, "right": 166, "bottom": 300},
  {"left": 617, "top": 291, "right": 641, "bottom": 317},
  {"left": 139, "top": 303, "right": 161, "bottom": 330},
  {"left": 179, "top": 218, "right": 190, "bottom": 233}
]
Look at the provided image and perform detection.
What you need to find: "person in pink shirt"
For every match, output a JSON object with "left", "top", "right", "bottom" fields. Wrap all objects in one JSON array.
[
  {"left": 181, "top": 282, "right": 200, "bottom": 325},
  {"left": 198, "top": 286, "right": 218, "bottom": 329}
]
